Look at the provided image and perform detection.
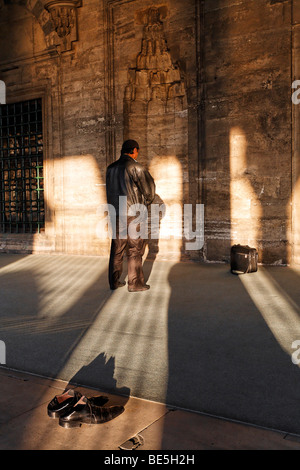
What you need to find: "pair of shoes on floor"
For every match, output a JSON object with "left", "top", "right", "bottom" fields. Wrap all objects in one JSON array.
[
  {"left": 128, "top": 284, "right": 150, "bottom": 292},
  {"left": 47, "top": 388, "right": 124, "bottom": 428}
]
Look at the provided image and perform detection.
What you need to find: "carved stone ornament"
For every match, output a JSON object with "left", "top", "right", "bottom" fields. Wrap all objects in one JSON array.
[
  {"left": 45, "top": 0, "right": 81, "bottom": 52},
  {"left": 125, "top": 6, "right": 186, "bottom": 107}
]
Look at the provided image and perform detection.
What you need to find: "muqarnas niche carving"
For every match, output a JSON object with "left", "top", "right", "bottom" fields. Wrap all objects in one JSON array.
[{"left": 124, "top": 6, "right": 188, "bottom": 162}]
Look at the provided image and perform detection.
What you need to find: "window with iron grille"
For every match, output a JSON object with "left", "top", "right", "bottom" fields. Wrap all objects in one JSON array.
[{"left": 0, "top": 98, "right": 44, "bottom": 233}]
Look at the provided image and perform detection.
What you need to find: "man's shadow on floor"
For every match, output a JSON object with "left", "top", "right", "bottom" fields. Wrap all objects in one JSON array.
[{"left": 65, "top": 352, "right": 130, "bottom": 407}]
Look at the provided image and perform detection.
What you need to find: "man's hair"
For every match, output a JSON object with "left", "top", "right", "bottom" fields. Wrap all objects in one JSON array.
[{"left": 121, "top": 139, "right": 139, "bottom": 154}]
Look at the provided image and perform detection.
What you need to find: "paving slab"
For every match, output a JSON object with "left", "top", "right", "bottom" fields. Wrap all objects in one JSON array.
[
  {"left": 136, "top": 408, "right": 300, "bottom": 451},
  {"left": 0, "top": 368, "right": 167, "bottom": 450}
]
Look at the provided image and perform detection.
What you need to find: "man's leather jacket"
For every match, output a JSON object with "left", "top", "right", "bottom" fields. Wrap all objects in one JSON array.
[{"left": 106, "top": 153, "right": 156, "bottom": 214}]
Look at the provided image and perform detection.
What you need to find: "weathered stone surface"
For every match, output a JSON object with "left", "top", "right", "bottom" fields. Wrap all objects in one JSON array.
[
  {"left": 0, "top": 0, "right": 298, "bottom": 265},
  {"left": 203, "top": 0, "right": 294, "bottom": 265}
]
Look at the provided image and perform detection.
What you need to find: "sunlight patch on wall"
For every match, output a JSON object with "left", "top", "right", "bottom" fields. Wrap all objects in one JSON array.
[
  {"left": 34, "top": 154, "right": 109, "bottom": 256},
  {"left": 230, "top": 127, "right": 262, "bottom": 248},
  {"left": 290, "top": 177, "right": 300, "bottom": 265},
  {"left": 149, "top": 156, "right": 183, "bottom": 260}
]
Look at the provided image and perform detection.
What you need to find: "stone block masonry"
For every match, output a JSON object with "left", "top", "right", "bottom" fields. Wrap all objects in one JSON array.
[{"left": 0, "top": 0, "right": 298, "bottom": 265}]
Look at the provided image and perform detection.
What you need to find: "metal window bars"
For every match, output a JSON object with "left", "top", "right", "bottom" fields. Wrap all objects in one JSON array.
[{"left": 0, "top": 98, "right": 44, "bottom": 234}]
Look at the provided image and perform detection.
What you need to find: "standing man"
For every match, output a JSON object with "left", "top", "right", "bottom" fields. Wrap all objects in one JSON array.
[{"left": 106, "top": 139, "right": 156, "bottom": 292}]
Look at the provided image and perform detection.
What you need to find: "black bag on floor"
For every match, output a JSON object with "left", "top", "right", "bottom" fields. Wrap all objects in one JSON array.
[{"left": 230, "top": 244, "right": 258, "bottom": 274}]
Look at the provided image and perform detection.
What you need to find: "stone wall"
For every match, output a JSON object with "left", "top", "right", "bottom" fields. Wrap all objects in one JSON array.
[
  {"left": 292, "top": 0, "right": 300, "bottom": 265},
  {"left": 0, "top": 0, "right": 299, "bottom": 265},
  {"left": 203, "top": 0, "right": 293, "bottom": 264}
]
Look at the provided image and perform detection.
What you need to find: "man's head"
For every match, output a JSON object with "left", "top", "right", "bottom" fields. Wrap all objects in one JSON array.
[{"left": 121, "top": 139, "right": 139, "bottom": 160}]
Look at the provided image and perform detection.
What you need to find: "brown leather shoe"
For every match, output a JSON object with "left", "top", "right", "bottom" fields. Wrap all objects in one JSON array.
[
  {"left": 59, "top": 396, "right": 125, "bottom": 428},
  {"left": 47, "top": 389, "right": 109, "bottom": 418}
]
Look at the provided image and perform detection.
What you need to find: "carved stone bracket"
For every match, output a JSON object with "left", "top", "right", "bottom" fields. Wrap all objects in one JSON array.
[{"left": 45, "top": 0, "right": 82, "bottom": 52}]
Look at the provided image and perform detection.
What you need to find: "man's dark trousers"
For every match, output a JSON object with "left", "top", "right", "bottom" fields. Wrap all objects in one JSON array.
[{"left": 109, "top": 216, "right": 147, "bottom": 290}]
